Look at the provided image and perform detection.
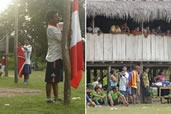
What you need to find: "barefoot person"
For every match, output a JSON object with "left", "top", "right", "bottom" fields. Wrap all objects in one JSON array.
[
  {"left": 23, "top": 39, "right": 32, "bottom": 84},
  {"left": 108, "top": 86, "right": 128, "bottom": 106},
  {"left": 45, "top": 10, "right": 63, "bottom": 103}
]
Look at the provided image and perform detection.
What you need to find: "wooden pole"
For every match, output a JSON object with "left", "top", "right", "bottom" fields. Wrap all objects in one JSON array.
[
  {"left": 14, "top": 0, "right": 19, "bottom": 83},
  {"left": 62, "top": 0, "right": 71, "bottom": 104},
  {"left": 107, "top": 66, "right": 111, "bottom": 92},
  {"left": 5, "top": 35, "right": 9, "bottom": 77},
  {"left": 92, "top": 16, "right": 95, "bottom": 33},
  {"left": 87, "top": 67, "right": 90, "bottom": 83}
]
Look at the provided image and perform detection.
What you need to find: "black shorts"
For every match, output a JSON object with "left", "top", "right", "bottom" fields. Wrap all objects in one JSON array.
[
  {"left": 23, "top": 64, "right": 31, "bottom": 75},
  {"left": 131, "top": 87, "right": 137, "bottom": 95},
  {"left": 108, "top": 100, "right": 119, "bottom": 106},
  {"left": 45, "top": 59, "right": 63, "bottom": 83}
]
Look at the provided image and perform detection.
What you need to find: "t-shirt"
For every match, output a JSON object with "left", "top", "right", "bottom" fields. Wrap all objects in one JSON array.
[
  {"left": 119, "top": 73, "right": 128, "bottom": 91},
  {"left": 108, "top": 90, "right": 123, "bottom": 101},
  {"left": 155, "top": 29, "right": 162, "bottom": 34},
  {"left": 110, "top": 25, "right": 121, "bottom": 33},
  {"left": 23, "top": 45, "right": 32, "bottom": 64},
  {"left": 92, "top": 81, "right": 99, "bottom": 88},
  {"left": 110, "top": 80, "right": 117, "bottom": 87},
  {"left": 129, "top": 71, "right": 139, "bottom": 88},
  {"left": 142, "top": 72, "right": 149, "bottom": 87},
  {"left": 90, "top": 91, "right": 104, "bottom": 100},
  {"left": 121, "top": 26, "right": 129, "bottom": 33},
  {"left": 46, "top": 25, "right": 62, "bottom": 62},
  {"left": 158, "top": 75, "right": 166, "bottom": 82},
  {"left": 1, "top": 57, "right": 6, "bottom": 66}
]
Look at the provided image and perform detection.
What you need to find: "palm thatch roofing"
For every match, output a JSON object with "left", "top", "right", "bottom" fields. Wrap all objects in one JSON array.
[{"left": 87, "top": 0, "right": 171, "bottom": 23}]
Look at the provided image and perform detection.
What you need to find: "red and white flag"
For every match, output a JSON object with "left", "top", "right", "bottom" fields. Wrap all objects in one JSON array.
[
  {"left": 17, "top": 46, "right": 25, "bottom": 78},
  {"left": 70, "top": 0, "right": 84, "bottom": 89}
]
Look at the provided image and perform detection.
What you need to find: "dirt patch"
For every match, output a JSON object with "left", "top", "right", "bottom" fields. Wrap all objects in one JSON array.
[{"left": 0, "top": 88, "right": 41, "bottom": 97}]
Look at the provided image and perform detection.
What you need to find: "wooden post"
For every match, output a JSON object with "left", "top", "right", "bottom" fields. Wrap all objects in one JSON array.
[
  {"left": 62, "top": 0, "right": 71, "bottom": 104},
  {"left": 107, "top": 66, "right": 111, "bottom": 92},
  {"left": 87, "top": 67, "right": 90, "bottom": 83},
  {"left": 141, "top": 22, "right": 144, "bottom": 33},
  {"left": 14, "top": 0, "right": 19, "bottom": 83},
  {"left": 100, "top": 69, "right": 103, "bottom": 84},
  {"left": 92, "top": 16, "right": 95, "bottom": 33},
  {"left": 5, "top": 35, "right": 9, "bottom": 77},
  {"left": 94, "top": 68, "right": 97, "bottom": 78},
  {"left": 140, "top": 63, "right": 143, "bottom": 103}
]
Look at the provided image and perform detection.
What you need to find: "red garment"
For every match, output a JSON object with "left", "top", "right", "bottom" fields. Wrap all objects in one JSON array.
[
  {"left": 17, "top": 46, "right": 26, "bottom": 78},
  {"left": 132, "top": 30, "right": 137, "bottom": 36},
  {"left": 1, "top": 57, "right": 6, "bottom": 65}
]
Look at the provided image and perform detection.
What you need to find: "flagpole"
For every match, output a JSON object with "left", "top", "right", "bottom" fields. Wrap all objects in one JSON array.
[
  {"left": 14, "top": 0, "right": 19, "bottom": 83},
  {"left": 62, "top": 0, "right": 72, "bottom": 104}
]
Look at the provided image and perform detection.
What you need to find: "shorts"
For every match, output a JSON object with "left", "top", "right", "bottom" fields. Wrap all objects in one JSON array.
[
  {"left": 131, "top": 87, "right": 137, "bottom": 95},
  {"left": 108, "top": 99, "right": 119, "bottom": 106},
  {"left": 23, "top": 64, "right": 31, "bottom": 75},
  {"left": 45, "top": 59, "right": 63, "bottom": 83},
  {"left": 143, "top": 87, "right": 150, "bottom": 97},
  {"left": 120, "top": 90, "right": 128, "bottom": 97}
]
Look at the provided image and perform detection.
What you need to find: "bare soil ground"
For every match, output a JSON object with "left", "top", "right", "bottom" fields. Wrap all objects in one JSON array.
[{"left": 0, "top": 88, "right": 41, "bottom": 97}]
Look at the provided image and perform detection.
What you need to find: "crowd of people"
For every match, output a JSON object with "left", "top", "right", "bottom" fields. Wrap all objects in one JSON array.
[
  {"left": 86, "top": 65, "right": 170, "bottom": 107},
  {"left": 87, "top": 23, "right": 171, "bottom": 38}
]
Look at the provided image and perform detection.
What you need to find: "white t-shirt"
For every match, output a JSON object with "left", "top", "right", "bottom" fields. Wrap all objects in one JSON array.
[
  {"left": 46, "top": 25, "right": 62, "bottom": 62},
  {"left": 119, "top": 72, "right": 128, "bottom": 91},
  {"left": 92, "top": 81, "right": 99, "bottom": 88},
  {"left": 23, "top": 44, "right": 32, "bottom": 64},
  {"left": 93, "top": 27, "right": 100, "bottom": 33}
]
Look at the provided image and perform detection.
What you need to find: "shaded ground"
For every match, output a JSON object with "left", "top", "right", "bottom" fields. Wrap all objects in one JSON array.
[{"left": 0, "top": 88, "right": 41, "bottom": 97}]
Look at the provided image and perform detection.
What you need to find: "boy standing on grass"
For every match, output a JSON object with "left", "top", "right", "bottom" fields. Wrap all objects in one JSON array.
[
  {"left": 45, "top": 10, "right": 63, "bottom": 103},
  {"left": 22, "top": 39, "right": 32, "bottom": 84}
]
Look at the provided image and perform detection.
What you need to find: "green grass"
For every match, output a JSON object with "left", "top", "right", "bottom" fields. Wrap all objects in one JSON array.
[
  {"left": 0, "top": 70, "right": 85, "bottom": 114},
  {"left": 87, "top": 104, "right": 171, "bottom": 114}
]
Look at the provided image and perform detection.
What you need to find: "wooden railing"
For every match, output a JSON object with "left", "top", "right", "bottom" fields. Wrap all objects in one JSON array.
[{"left": 86, "top": 33, "right": 171, "bottom": 62}]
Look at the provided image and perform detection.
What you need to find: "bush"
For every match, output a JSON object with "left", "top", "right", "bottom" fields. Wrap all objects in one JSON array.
[{"left": 7, "top": 56, "right": 46, "bottom": 70}]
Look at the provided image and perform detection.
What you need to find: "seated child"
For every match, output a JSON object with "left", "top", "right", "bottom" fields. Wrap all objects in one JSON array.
[{"left": 108, "top": 86, "right": 129, "bottom": 106}]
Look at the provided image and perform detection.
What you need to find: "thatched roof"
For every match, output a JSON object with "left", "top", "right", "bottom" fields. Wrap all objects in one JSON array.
[{"left": 87, "top": 0, "right": 171, "bottom": 23}]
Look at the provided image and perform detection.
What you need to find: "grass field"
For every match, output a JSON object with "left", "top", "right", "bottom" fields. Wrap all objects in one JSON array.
[
  {"left": 87, "top": 104, "right": 171, "bottom": 114},
  {"left": 0, "top": 70, "right": 85, "bottom": 114}
]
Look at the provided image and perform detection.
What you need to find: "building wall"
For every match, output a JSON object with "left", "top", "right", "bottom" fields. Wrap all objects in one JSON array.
[{"left": 86, "top": 33, "right": 171, "bottom": 62}]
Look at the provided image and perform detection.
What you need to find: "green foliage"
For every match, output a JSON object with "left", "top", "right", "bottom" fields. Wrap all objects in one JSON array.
[
  {"left": 0, "top": 0, "right": 85, "bottom": 59},
  {"left": 7, "top": 56, "right": 46, "bottom": 70}
]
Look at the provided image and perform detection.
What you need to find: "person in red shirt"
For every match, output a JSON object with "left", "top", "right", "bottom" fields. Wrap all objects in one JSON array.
[
  {"left": 0, "top": 55, "right": 6, "bottom": 76},
  {"left": 132, "top": 27, "right": 142, "bottom": 36}
]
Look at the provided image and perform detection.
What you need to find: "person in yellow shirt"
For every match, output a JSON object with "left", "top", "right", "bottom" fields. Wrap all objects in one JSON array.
[
  {"left": 110, "top": 25, "right": 121, "bottom": 34},
  {"left": 142, "top": 67, "right": 150, "bottom": 103},
  {"left": 128, "top": 65, "right": 139, "bottom": 104}
]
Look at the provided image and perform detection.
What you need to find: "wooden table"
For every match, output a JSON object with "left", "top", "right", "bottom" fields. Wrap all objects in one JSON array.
[{"left": 159, "top": 86, "right": 171, "bottom": 103}]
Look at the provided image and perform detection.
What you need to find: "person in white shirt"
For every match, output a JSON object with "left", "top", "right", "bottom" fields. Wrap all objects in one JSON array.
[
  {"left": 22, "top": 39, "right": 32, "bottom": 84},
  {"left": 45, "top": 10, "right": 63, "bottom": 103},
  {"left": 119, "top": 66, "right": 129, "bottom": 98}
]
